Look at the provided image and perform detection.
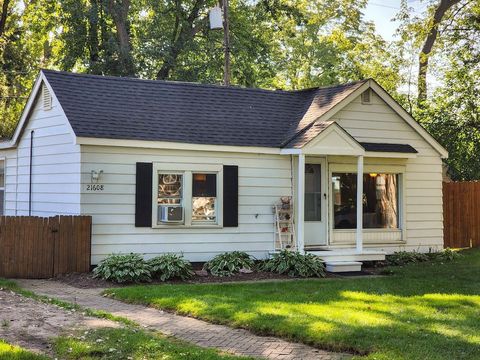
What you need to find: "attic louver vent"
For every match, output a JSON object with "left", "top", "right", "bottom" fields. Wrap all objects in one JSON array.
[
  {"left": 42, "top": 85, "right": 52, "bottom": 110},
  {"left": 361, "top": 89, "right": 371, "bottom": 104}
]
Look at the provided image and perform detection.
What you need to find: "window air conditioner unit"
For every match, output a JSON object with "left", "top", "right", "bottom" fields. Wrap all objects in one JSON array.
[{"left": 159, "top": 205, "right": 184, "bottom": 223}]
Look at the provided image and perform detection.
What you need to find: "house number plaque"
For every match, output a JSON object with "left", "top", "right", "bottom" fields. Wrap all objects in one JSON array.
[{"left": 86, "top": 184, "right": 104, "bottom": 191}]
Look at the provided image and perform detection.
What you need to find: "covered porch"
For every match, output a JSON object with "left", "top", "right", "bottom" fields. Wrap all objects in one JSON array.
[{"left": 280, "top": 123, "right": 418, "bottom": 271}]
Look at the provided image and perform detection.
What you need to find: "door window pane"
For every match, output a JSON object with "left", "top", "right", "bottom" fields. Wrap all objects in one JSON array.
[
  {"left": 332, "top": 172, "right": 399, "bottom": 229},
  {"left": 192, "top": 173, "right": 217, "bottom": 223},
  {"left": 305, "top": 164, "right": 322, "bottom": 221}
]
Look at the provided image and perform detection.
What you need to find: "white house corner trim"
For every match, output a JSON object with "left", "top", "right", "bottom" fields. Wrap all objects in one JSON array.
[
  {"left": 356, "top": 155, "right": 364, "bottom": 253},
  {"left": 296, "top": 154, "right": 305, "bottom": 253}
]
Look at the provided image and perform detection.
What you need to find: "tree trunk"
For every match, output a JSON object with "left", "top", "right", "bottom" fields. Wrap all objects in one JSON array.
[
  {"left": 0, "top": 0, "right": 11, "bottom": 38},
  {"left": 417, "top": 0, "right": 461, "bottom": 106},
  {"left": 107, "top": 0, "right": 135, "bottom": 76},
  {"left": 156, "top": 0, "right": 207, "bottom": 80}
]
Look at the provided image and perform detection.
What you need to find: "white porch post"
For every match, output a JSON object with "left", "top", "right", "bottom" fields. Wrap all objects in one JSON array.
[
  {"left": 297, "top": 154, "right": 305, "bottom": 253},
  {"left": 356, "top": 155, "right": 364, "bottom": 253}
]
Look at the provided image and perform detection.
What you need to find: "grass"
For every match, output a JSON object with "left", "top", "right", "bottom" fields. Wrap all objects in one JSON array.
[
  {"left": 54, "top": 327, "right": 253, "bottom": 360},
  {"left": 106, "top": 249, "right": 480, "bottom": 360},
  {"left": 0, "top": 279, "right": 251, "bottom": 359},
  {"left": 0, "top": 340, "right": 48, "bottom": 360}
]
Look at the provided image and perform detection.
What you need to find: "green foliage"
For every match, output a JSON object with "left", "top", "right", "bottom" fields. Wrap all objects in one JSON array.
[
  {"left": 386, "top": 251, "right": 430, "bottom": 266},
  {"left": 203, "top": 251, "right": 254, "bottom": 277},
  {"left": 93, "top": 253, "right": 151, "bottom": 283},
  {"left": 262, "top": 250, "right": 326, "bottom": 278},
  {"left": 432, "top": 248, "right": 462, "bottom": 262},
  {"left": 147, "top": 254, "right": 194, "bottom": 281}
]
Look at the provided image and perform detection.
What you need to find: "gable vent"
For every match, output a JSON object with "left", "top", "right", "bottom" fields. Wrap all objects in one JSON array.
[
  {"left": 42, "top": 85, "right": 52, "bottom": 110},
  {"left": 361, "top": 89, "right": 371, "bottom": 104}
]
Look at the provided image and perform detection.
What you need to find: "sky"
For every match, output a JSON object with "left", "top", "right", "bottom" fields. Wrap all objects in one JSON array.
[{"left": 364, "top": 0, "right": 428, "bottom": 40}]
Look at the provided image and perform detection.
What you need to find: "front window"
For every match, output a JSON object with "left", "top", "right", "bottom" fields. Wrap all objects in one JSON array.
[
  {"left": 192, "top": 173, "right": 217, "bottom": 223},
  {"left": 332, "top": 173, "right": 399, "bottom": 229},
  {"left": 154, "top": 166, "right": 221, "bottom": 226}
]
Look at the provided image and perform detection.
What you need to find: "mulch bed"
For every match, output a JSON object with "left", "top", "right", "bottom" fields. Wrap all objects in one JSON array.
[{"left": 53, "top": 268, "right": 380, "bottom": 289}]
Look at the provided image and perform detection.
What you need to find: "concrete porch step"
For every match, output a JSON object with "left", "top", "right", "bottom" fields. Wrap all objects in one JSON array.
[
  {"left": 325, "top": 261, "right": 362, "bottom": 273},
  {"left": 306, "top": 249, "right": 386, "bottom": 262}
]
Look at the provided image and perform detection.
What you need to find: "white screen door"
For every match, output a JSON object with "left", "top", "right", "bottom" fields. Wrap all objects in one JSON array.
[{"left": 304, "top": 160, "right": 327, "bottom": 246}]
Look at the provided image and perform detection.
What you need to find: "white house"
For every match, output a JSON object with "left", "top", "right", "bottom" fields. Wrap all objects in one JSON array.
[{"left": 0, "top": 70, "right": 448, "bottom": 270}]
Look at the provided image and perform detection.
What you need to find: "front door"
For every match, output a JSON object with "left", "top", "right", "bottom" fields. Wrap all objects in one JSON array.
[{"left": 304, "top": 160, "right": 327, "bottom": 246}]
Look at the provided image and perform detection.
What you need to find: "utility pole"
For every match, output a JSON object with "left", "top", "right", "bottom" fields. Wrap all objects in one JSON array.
[{"left": 222, "top": 0, "right": 230, "bottom": 86}]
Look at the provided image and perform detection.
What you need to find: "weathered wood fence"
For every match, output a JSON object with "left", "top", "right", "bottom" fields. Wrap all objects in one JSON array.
[
  {"left": 443, "top": 182, "right": 480, "bottom": 248},
  {"left": 0, "top": 215, "right": 91, "bottom": 278}
]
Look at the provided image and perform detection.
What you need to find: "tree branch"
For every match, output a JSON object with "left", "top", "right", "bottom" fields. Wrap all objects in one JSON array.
[{"left": 417, "top": 0, "right": 461, "bottom": 106}]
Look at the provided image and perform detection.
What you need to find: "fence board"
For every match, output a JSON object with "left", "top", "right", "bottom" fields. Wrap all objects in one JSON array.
[
  {"left": 443, "top": 182, "right": 480, "bottom": 248},
  {"left": 0, "top": 215, "right": 91, "bottom": 278}
]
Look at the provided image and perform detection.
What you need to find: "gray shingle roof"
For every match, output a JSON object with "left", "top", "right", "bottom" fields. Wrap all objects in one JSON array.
[
  {"left": 360, "top": 142, "right": 418, "bottom": 153},
  {"left": 42, "top": 70, "right": 366, "bottom": 148}
]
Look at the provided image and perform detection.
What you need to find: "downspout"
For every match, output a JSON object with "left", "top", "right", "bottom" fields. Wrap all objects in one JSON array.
[{"left": 29, "top": 130, "right": 34, "bottom": 216}]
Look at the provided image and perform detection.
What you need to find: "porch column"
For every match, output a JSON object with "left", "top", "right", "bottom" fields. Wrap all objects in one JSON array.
[
  {"left": 356, "top": 155, "right": 364, "bottom": 253},
  {"left": 297, "top": 154, "right": 305, "bottom": 253}
]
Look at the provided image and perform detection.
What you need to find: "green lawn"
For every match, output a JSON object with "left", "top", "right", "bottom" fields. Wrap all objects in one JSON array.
[
  {"left": 106, "top": 249, "right": 480, "bottom": 360},
  {"left": 54, "top": 327, "right": 253, "bottom": 360},
  {"left": 0, "top": 340, "right": 48, "bottom": 360}
]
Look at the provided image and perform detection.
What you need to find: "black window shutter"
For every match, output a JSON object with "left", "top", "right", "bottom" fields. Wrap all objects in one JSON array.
[
  {"left": 135, "top": 162, "right": 153, "bottom": 227},
  {"left": 223, "top": 165, "right": 238, "bottom": 227}
]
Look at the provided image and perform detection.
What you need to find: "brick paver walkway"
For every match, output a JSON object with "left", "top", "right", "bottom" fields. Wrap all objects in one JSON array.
[{"left": 17, "top": 279, "right": 349, "bottom": 360}]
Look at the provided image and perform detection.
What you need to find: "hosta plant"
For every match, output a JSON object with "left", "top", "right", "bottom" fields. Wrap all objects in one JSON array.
[
  {"left": 203, "top": 251, "right": 255, "bottom": 277},
  {"left": 148, "top": 254, "right": 194, "bottom": 281},
  {"left": 386, "top": 251, "right": 430, "bottom": 266},
  {"left": 262, "top": 250, "right": 325, "bottom": 278},
  {"left": 432, "top": 248, "right": 461, "bottom": 262},
  {"left": 93, "top": 253, "right": 151, "bottom": 283}
]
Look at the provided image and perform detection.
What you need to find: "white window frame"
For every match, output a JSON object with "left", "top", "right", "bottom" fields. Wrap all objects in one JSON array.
[
  {"left": 151, "top": 163, "right": 223, "bottom": 228},
  {"left": 0, "top": 157, "right": 5, "bottom": 216},
  {"left": 328, "top": 163, "right": 406, "bottom": 241}
]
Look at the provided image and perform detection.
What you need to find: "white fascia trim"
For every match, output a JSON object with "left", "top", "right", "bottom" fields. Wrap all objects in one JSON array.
[
  {"left": 368, "top": 80, "right": 448, "bottom": 159},
  {"left": 0, "top": 74, "right": 43, "bottom": 149},
  {"left": 365, "top": 151, "right": 417, "bottom": 159},
  {"left": 0, "top": 71, "right": 77, "bottom": 149},
  {"left": 280, "top": 148, "right": 302, "bottom": 155},
  {"left": 76, "top": 136, "right": 283, "bottom": 155}
]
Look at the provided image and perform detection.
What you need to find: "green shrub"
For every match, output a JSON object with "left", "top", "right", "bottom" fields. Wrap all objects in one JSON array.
[
  {"left": 148, "top": 254, "right": 194, "bottom": 281},
  {"left": 204, "top": 251, "right": 255, "bottom": 277},
  {"left": 262, "top": 250, "right": 326, "bottom": 278},
  {"left": 386, "top": 251, "right": 430, "bottom": 266},
  {"left": 431, "top": 248, "right": 461, "bottom": 262},
  {"left": 93, "top": 253, "right": 151, "bottom": 283}
]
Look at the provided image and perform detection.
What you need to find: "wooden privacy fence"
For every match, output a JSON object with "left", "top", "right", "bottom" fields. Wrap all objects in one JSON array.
[
  {"left": 443, "top": 182, "right": 480, "bottom": 248},
  {"left": 0, "top": 215, "right": 91, "bottom": 279}
]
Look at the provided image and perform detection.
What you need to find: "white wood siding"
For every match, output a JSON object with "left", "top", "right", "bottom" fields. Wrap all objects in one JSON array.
[
  {"left": 80, "top": 146, "right": 292, "bottom": 264},
  {"left": 4, "top": 87, "right": 81, "bottom": 216},
  {"left": 333, "top": 92, "right": 444, "bottom": 252}
]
